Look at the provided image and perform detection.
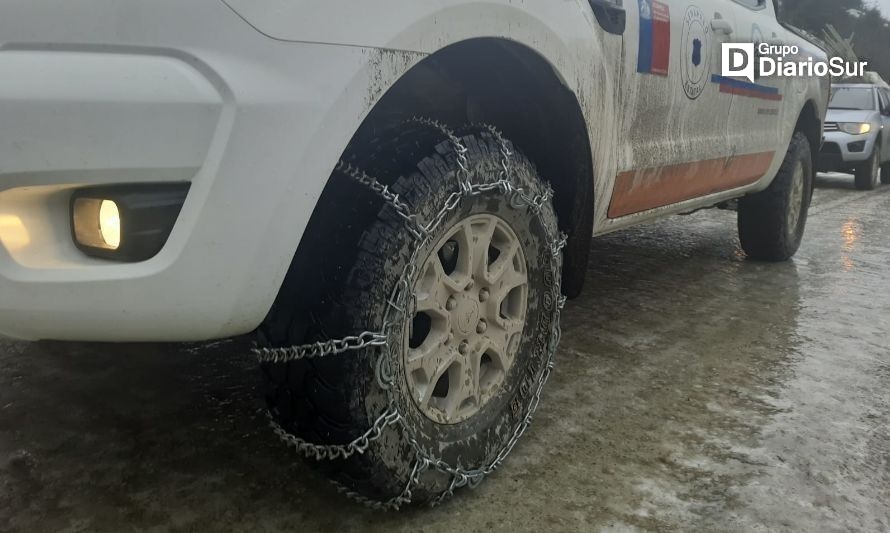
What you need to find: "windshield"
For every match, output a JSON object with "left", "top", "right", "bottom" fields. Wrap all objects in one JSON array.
[{"left": 829, "top": 87, "right": 875, "bottom": 110}]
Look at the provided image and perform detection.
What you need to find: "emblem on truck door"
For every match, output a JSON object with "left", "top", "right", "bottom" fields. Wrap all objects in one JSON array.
[{"left": 681, "top": 6, "right": 711, "bottom": 100}]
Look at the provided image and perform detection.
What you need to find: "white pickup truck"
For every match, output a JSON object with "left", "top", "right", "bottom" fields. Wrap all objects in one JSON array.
[{"left": 0, "top": 0, "right": 828, "bottom": 508}]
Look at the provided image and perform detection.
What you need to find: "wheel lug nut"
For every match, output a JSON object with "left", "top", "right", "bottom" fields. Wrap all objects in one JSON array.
[
  {"left": 479, "top": 288, "right": 489, "bottom": 302},
  {"left": 466, "top": 279, "right": 475, "bottom": 291},
  {"left": 476, "top": 320, "right": 487, "bottom": 334},
  {"left": 458, "top": 341, "right": 469, "bottom": 355},
  {"left": 446, "top": 297, "right": 457, "bottom": 311}
]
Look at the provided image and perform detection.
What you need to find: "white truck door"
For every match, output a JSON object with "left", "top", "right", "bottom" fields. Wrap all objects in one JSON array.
[
  {"left": 722, "top": 0, "right": 787, "bottom": 177},
  {"left": 609, "top": 0, "right": 739, "bottom": 218}
]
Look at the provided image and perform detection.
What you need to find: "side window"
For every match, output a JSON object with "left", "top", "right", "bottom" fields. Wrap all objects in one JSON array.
[
  {"left": 732, "top": 0, "right": 767, "bottom": 9},
  {"left": 880, "top": 89, "right": 890, "bottom": 115}
]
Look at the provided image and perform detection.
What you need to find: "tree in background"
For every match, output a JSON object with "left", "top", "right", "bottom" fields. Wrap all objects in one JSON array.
[{"left": 779, "top": 0, "right": 890, "bottom": 81}]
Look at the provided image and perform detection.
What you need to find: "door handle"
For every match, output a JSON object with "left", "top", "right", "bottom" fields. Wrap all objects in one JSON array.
[
  {"left": 589, "top": 0, "right": 626, "bottom": 35},
  {"left": 711, "top": 18, "right": 734, "bottom": 35}
]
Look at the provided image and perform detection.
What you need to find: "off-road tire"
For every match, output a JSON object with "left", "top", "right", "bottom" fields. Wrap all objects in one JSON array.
[
  {"left": 738, "top": 131, "right": 813, "bottom": 261},
  {"left": 259, "top": 125, "right": 561, "bottom": 506},
  {"left": 854, "top": 141, "right": 880, "bottom": 190}
]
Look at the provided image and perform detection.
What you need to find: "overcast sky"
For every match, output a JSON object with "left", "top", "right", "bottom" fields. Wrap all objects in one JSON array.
[{"left": 867, "top": 0, "right": 890, "bottom": 18}]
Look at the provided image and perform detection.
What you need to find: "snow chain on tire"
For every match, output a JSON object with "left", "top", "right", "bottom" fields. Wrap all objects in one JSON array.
[{"left": 253, "top": 117, "right": 567, "bottom": 510}]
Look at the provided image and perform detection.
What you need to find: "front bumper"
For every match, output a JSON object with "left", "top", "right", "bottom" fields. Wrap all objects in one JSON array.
[
  {"left": 818, "top": 130, "right": 878, "bottom": 171},
  {"left": 0, "top": 1, "right": 395, "bottom": 341}
]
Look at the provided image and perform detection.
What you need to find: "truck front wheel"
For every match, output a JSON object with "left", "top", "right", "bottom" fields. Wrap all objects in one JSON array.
[
  {"left": 258, "top": 123, "right": 565, "bottom": 508},
  {"left": 854, "top": 140, "right": 881, "bottom": 190},
  {"left": 738, "top": 131, "right": 813, "bottom": 262}
]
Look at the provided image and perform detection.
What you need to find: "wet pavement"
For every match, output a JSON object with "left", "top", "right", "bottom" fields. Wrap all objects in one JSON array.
[{"left": 1, "top": 173, "right": 889, "bottom": 532}]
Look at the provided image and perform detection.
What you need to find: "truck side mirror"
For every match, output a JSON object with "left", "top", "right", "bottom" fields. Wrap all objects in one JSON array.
[{"left": 588, "top": 0, "right": 626, "bottom": 35}]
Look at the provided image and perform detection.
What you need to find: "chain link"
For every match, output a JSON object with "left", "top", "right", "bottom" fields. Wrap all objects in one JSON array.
[
  {"left": 267, "top": 405, "right": 401, "bottom": 461},
  {"left": 407, "top": 116, "right": 471, "bottom": 193},
  {"left": 477, "top": 122, "right": 514, "bottom": 180},
  {"left": 331, "top": 455, "right": 430, "bottom": 511},
  {"left": 335, "top": 161, "right": 425, "bottom": 239},
  {"left": 256, "top": 119, "right": 567, "bottom": 510},
  {"left": 254, "top": 330, "right": 386, "bottom": 364}
]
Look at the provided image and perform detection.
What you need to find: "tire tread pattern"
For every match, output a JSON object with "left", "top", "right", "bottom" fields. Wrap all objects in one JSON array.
[{"left": 738, "top": 132, "right": 812, "bottom": 262}]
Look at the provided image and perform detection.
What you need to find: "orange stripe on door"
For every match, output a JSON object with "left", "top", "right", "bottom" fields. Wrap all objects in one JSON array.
[{"left": 607, "top": 151, "right": 775, "bottom": 218}]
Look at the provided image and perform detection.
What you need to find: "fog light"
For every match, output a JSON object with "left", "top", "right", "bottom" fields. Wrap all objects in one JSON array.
[
  {"left": 847, "top": 141, "right": 867, "bottom": 153},
  {"left": 98, "top": 200, "right": 121, "bottom": 248},
  {"left": 72, "top": 198, "right": 121, "bottom": 251},
  {"left": 71, "top": 183, "right": 189, "bottom": 262}
]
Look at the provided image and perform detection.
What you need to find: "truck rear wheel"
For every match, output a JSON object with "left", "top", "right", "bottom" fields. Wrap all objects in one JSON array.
[
  {"left": 854, "top": 141, "right": 880, "bottom": 190},
  {"left": 257, "top": 123, "right": 564, "bottom": 508},
  {"left": 738, "top": 132, "right": 813, "bottom": 261}
]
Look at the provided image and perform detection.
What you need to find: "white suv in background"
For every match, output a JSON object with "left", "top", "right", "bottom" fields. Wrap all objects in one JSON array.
[{"left": 819, "top": 83, "right": 890, "bottom": 189}]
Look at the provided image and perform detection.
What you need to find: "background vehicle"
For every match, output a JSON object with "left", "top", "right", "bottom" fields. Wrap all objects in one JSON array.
[
  {"left": 818, "top": 83, "right": 890, "bottom": 189},
  {"left": 0, "top": 0, "right": 828, "bottom": 507}
]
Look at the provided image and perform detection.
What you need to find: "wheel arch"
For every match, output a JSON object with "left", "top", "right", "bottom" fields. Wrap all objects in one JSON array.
[
  {"left": 349, "top": 38, "right": 594, "bottom": 298},
  {"left": 794, "top": 99, "right": 822, "bottom": 170},
  {"left": 265, "top": 38, "right": 595, "bottom": 339}
]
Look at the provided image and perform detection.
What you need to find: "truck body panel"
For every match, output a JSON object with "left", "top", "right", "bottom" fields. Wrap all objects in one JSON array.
[{"left": 0, "top": 0, "right": 828, "bottom": 341}]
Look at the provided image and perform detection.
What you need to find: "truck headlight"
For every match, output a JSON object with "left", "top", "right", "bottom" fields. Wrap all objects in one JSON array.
[
  {"left": 71, "top": 183, "right": 189, "bottom": 262},
  {"left": 838, "top": 123, "right": 872, "bottom": 135}
]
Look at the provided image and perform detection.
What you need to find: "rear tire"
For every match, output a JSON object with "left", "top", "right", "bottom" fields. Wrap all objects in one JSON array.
[
  {"left": 880, "top": 160, "right": 890, "bottom": 185},
  {"left": 854, "top": 142, "right": 880, "bottom": 190},
  {"left": 738, "top": 132, "right": 813, "bottom": 261},
  {"left": 259, "top": 125, "right": 562, "bottom": 507}
]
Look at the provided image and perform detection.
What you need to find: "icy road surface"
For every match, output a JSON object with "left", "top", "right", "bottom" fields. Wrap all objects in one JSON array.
[{"left": 1, "top": 174, "right": 888, "bottom": 531}]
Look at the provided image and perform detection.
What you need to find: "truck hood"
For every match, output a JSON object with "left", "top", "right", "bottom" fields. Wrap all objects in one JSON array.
[{"left": 826, "top": 109, "right": 877, "bottom": 123}]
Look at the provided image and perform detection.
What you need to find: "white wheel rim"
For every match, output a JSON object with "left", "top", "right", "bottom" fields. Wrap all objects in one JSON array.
[{"left": 404, "top": 214, "right": 529, "bottom": 425}]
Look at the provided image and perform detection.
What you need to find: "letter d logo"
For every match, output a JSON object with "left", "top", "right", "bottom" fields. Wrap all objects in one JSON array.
[{"left": 722, "top": 43, "right": 755, "bottom": 83}]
